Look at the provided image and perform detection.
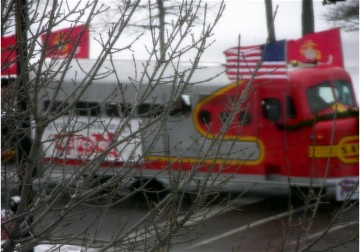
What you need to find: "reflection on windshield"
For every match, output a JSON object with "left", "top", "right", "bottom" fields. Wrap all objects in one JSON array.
[
  {"left": 333, "top": 80, "right": 355, "bottom": 106},
  {"left": 306, "top": 80, "right": 355, "bottom": 114},
  {"left": 307, "top": 82, "right": 334, "bottom": 113}
]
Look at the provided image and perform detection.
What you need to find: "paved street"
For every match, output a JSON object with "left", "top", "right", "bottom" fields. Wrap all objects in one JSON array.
[{"left": 2, "top": 162, "right": 358, "bottom": 252}]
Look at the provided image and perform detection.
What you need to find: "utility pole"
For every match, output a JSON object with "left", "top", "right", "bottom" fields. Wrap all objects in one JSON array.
[
  {"left": 302, "top": 0, "right": 315, "bottom": 35},
  {"left": 265, "top": 0, "right": 276, "bottom": 41},
  {"left": 156, "top": 0, "right": 166, "bottom": 61}
]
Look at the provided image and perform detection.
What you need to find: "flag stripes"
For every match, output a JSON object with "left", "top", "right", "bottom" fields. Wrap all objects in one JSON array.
[{"left": 224, "top": 41, "right": 287, "bottom": 80}]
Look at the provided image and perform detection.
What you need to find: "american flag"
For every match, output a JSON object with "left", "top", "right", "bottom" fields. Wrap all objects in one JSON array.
[{"left": 224, "top": 40, "right": 287, "bottom": 80}]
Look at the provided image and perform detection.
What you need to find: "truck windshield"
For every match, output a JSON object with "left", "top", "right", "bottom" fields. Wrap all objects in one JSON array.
[
  {"left": 333, "top": 80, "right": 356, "bottom": 106},
  {"left": 306, "top": 80, "right": 356, "bottom": 114}
]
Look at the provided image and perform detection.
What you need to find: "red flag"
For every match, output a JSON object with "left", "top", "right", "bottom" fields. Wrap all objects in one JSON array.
[
  {"left": 224, "top": 40, "right": 287, "bottom": 80},
  {"left": 41, "top": 25, "right": 89, "bottom": 59},
  {"left": 287, "top": 28, "right": 343, "bottom": 67},
  {"left": 1, "top": 35, "right": 17, "bottom": 76}
]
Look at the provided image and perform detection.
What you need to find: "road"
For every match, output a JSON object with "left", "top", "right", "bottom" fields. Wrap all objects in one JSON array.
[
  {"left": 172, "top": 195, "right": 359, "bottom": 252},
  {"left": 2, "top": 163, "right": 358, "bottom": 252},
  {"left": 29, "top": 192, "right": 358, "bottom": 252}
]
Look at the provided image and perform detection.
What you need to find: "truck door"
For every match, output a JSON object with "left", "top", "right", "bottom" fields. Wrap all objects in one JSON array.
[{"left": 256, "top": 86, "right": 288, "bottom": 176}]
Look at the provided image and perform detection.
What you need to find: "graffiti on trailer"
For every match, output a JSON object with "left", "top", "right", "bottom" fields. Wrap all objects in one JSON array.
[{"left": 52, "top": 132, "right": 120, "bottom": 159}]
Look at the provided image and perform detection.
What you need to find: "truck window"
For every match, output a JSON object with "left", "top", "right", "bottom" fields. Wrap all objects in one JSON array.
[
  {"left": 238, "top": 111, "right": 251, "bottom": 125},
  {"left": 333, "top": 80, "right": 355, "bottom": 106},
  {"left": 306, "top": 82, "right": 334, "bottom": 113},
  {"left": 75, "top": 101, "right": 89, "bottom": 116},
  {"left": 262, "top": 98, "right": 281, "bottom": 122},
  {"left": 198, "top": 110, "right": 211, "bottom": 124},
  {"left": 137, "top": 104, "right": 151, "bottom": 117},
  {"left": 43, "top": 100, "right": 69, "bottom": 114},
  {"left": 106, "top": 103, "right": 120, "bottom": 117},
  {"left": 106, "top": 103, "right": 132, "bottom": 117},
  {"left": 75, "top": 101, "right": 100, "bottom": 116},
  {"left": 151, "top": 104, "right": 165, "bottom": 117},
  {"left": 307, "top": 80, "right": 356, "bottom": 114},
  {"left": 88, "top": 102, "right": 100, "bottom": 116},
  {"left": 137, "top": 104, "right": 164, "bottom": 118}
]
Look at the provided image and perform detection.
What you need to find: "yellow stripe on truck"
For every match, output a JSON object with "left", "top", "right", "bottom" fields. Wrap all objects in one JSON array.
[{"left": 309, "top": 135, "right": 359, "bottom": 164}]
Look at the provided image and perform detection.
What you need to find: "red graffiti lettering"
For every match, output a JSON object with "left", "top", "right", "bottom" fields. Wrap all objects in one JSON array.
[
  {"left": 92, "top": 133, "right": 119, "bottom": 158},
  {"left": 53, "top": 133, "right": 74, "bottom": 156},
  {"left": 52, "top": 131, "right": 119, "bottom": 159}
]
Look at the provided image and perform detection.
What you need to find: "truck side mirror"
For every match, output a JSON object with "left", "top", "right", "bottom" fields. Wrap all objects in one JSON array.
[
  {"left": 179, "top": 95, "right": 191, "bottom": 112},
  {"left": 170, "top": 95, "right": 191, "bottom": 116}
]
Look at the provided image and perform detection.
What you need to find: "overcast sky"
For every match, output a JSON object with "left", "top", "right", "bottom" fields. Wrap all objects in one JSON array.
[
  {"left": 104, "top": 0, "right": 358, "bottom": 65},
  {"left": 30, "top": 0, "right": 356, "bottom": 98},
  {"left": 200, "top": 0, "right": 358, "bottom": 65},
  {"left": 92, "top": 0, "right": 358, "bottom": 99},
  {"left": 23, "top": 0, "right": 358, "bottom": 100},
  {"left": 199, "top": 0, "right": 359, "bottom": 100}
]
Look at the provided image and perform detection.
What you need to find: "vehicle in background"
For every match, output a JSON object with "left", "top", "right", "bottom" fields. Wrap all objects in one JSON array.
[{"left": 1, "top": 196, "right": 34, "bottom": 252}]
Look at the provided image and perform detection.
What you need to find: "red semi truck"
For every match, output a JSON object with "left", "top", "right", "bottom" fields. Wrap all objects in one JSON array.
[{"left": 36, "top": 60, "right": 358, "bottom": 201}]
